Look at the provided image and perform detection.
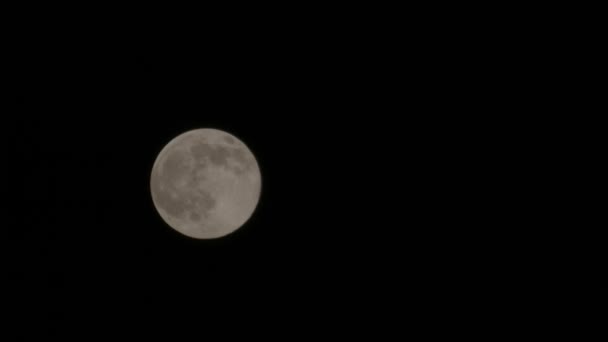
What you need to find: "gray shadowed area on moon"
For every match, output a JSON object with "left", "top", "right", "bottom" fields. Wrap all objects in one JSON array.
[{"left": 150, "top": 129, "right": 261, "bottom": 239}]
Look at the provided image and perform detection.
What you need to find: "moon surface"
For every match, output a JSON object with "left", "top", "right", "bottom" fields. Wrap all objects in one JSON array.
[{"left": 150, "top": 128, "right": 261, "bottom": 239}]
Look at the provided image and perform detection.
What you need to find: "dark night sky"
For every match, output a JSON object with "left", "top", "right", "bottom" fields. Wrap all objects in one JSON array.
[{"left": 2, "top": 12, "right": 542, "bottom": 339}]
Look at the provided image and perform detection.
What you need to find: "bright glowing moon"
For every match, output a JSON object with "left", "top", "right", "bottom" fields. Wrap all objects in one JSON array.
[{"left": 150, "top": 128, "right": 261, "bottom": 239}]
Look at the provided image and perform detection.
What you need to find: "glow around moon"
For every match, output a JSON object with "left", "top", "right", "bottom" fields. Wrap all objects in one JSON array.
[{"left": 150, "top": 128, "right": 261, "bottom": 239}]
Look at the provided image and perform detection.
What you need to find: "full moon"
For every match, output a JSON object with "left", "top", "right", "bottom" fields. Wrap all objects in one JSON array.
[{"left": 150, "top": 128, "right": 261, "bottom": 239}]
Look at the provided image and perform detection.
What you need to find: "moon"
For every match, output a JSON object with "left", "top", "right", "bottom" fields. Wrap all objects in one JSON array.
[{"left": 150, "top": 128, "right": 262, "bottom": 239}]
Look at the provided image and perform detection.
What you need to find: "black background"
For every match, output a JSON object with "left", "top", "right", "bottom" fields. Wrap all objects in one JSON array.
[{"left": 2, "top": 10, "right": 545, "bottom": 339}]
